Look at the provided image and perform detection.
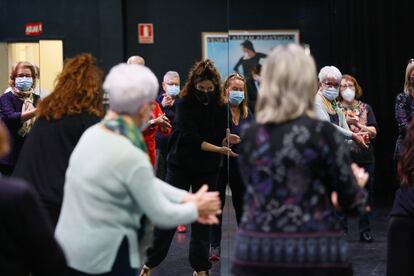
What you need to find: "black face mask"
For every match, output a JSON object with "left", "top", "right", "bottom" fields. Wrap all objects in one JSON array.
[{"left": 195, "top": 89, "right": 214, "bottom": 105}]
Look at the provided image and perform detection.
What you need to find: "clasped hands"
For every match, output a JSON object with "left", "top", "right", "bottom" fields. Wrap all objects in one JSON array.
[{"left": 181, "top": 185, "right": 221, "bottom": 225}]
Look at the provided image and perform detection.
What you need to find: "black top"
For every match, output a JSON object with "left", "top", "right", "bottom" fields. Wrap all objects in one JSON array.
[
  {"left": 238, "top": 116, "right": 366, "bottom": 233},
  {"left": 167, "top": 93, "right": 227, "bottom": 173},
  {"left": 233, "top": 53, "right": 267, "bottom": 77},
  {"left": 228, "top": 109, "right": 254, "bottom": 154},
  {"left": 13, "top": 112, "right": 100, "bottom": 208},
  {"left": 245, "top": 77, "right": 259, "bottom": 114},
  {"left": 390, "top": 186, "right": 414, "bottom": 218},
  {"left": 0, "top": 178, "right": 68, "bottom": 276}
]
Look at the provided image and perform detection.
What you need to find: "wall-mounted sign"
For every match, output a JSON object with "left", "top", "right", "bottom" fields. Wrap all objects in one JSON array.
[
  {"left": 25, "top": 22, "right": 43, "bottom": 36},
  {"left": 138, "top": 23, "right": 154, "bottom": 44}
]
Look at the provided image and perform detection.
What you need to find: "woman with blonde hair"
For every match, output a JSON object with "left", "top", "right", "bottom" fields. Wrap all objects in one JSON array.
[
  {"left": 0, "top": 61, "right": 39, "bottom": 176},
  {"left": 13, "top": 53, "right": 104, "bottom": 228},
  {"left": 209, "top": 73, "right": 254, "bottom": 261},
  {"left": 394, "top": 59, "right": 414, "bottom": 159},
  {"left": 232, "top": 44, "right": 368, "bottom": 276}
]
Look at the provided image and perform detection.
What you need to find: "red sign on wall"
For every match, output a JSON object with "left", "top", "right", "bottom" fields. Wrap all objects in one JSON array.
[
  {"left": 138, "top": 23, "right": 154, "bottom": 44},
  {"left": 25, "top": 22, "right": 43, "bottom": 36}
]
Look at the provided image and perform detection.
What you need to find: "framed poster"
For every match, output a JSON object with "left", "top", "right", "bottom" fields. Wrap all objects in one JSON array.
[
  {"left": 201, "top": 32, "right": 229, "bottom": 79},
  {"left": 202, "top": 30, "right": 299, "bottom": 79}
]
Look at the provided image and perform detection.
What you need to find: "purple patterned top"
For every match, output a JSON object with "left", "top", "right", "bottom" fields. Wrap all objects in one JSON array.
[
  {"left": 394, "top": 92, "right": 414, "bottom": 159},
  {"left": 238, "top": 116, "right": 366, "bottom": 234}
]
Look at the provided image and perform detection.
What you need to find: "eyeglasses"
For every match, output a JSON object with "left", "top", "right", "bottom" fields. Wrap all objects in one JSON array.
[
  {"left": 16, "top": 74, "right": 32, "bottom": 78},
  {"left": 322, "top": 81, "right": 339, "bottom": 88},
  {"left": 339, "top": 84, "right": 355, "bottom": 89}
]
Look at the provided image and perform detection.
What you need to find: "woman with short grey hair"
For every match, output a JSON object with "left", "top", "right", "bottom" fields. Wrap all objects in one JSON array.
[
  {"left": 232, "top": 44, "right": 368, "bottom": 276},
  {"left": 55, "top": 63, "right": 221, "bottom": 276},
  {"left": 314, "top": 66, "right": 367, "bottom": 148}
]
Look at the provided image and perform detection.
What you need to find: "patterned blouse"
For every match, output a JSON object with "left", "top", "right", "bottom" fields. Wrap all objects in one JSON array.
[
  {"left": 395, "top": 92, "right": 414, "bottom": 158},
  {"left": 234, "top": 115, "right": 366, "bottom": 267},
  {"left": 338, "top": 101, "right": 377, "bottom": 164}
]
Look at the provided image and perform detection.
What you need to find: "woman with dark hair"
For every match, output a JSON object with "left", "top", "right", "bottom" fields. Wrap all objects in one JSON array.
[
  {"left": 387, "top": 118, "right": 414, "bottom": 276},
  {"left": 233, "top": 40, "right": 267, "bottom": 78},
  {"left": 141, "top": 59, "right": 239, "bottom": 276},
  {"left": 13, "top": 53, "right": 104, "bottom": 228},
  {"left": 209, "top": 73, "right": 254, "bottom": 261},
  {"left": 0, "top": 61, "right": 39, "bottom": 176}
]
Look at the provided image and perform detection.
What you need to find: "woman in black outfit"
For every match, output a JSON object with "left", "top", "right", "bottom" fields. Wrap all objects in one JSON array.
[
  {"left": 13, "top": 53, "right": 104, "bottom": 228},
  {"left": 141, "top": 60, "right": 239, "bottom": 276},
  {"left": 387, "top": 119, "right": 414, "bottom": 276}
]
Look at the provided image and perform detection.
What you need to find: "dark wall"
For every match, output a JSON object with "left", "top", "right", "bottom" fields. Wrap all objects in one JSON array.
[
  {"left": 2, "top": 0, "right": 413, "bottom": 197},
  {"left": 126, "top": 0, "right": 414, "bottom": 195},
  {"left": 0, "top": 0, "right": 124, "bottom": 72},
  {"left": 125, "top": 0, "right": 228, "bottom": 83}
]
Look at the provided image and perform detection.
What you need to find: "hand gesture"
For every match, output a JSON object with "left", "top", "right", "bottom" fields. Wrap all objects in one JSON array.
[
  {"left": 222, "top": 128, "right": 241, "bottom": 146},
  {"left": 219, "top": 146, "right": 238, "bottom": 157},
  {"left": 346, "top": 114, "right": 359, "bottom": 126},
  {"left": 161, "top": 94, "right": 174, "bottom": 107},
  {"left": 153, "top": 114, "right": 172, "bottom": 129},
  {"left": 351, "top": 163, "right": 369, "bottom": 189},
  {"left": 352, "top": 132, "right": 368, "bottom": 149},
  {"left": 182, "top": 185, "right": 221, "bottom": 222}
]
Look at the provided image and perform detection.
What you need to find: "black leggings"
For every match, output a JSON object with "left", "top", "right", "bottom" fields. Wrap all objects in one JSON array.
[
  {"left": 145, "top": 167, "right": 219, "bottom": 272},
  {"left": 387, "top": 216, "right": 414, "bottom": 276}
]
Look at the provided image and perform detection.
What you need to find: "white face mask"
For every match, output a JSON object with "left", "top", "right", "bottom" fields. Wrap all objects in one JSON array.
[{"left": 341, "top": 88, "right": 356, "bottom": 102}]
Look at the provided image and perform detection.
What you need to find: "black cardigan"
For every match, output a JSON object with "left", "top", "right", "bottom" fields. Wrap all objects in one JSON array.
[
  {"left": 0, "top": 178, "right": 68, "bottom": 276},
  {"left": 167, "top": 93, "right": 227, "bottom": 173},
  {"left": 13, "top": 112, "right": 100, "bottom": 212}
]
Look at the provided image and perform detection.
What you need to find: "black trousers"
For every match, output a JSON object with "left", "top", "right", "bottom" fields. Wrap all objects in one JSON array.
[
  {"left": 210, "top": 158, "right": 245, "bottom": 248},
  {"left": 145, "top": 166, "right": 219, "bottom": 272},
  {"left": 387, "top": 216, "right": 414, "bottom": 276}
]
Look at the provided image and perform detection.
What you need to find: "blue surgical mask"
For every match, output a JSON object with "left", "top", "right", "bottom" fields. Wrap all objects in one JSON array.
[
  {"left": 322, "top": 87, "right": 339, "bottom": 101},
  {"left": 15, "top": 77, "right": 33, "bottom": 92},
  {"left": 166, "top": 85, "right": 180, "bottom": 97},
  {"left": 228, "top": 90, "right": 245, "bottom": 106}
]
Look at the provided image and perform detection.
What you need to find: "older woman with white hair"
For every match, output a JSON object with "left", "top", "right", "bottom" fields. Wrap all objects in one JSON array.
[
  {"left": 232, "top": 44, "right": 368, "bottom": 276},
  {"left": 314, "top": 66, "right": 367, "bottom": 148},
  {"left": 55, "top": 63, "right": 221, "bottom": 276}
]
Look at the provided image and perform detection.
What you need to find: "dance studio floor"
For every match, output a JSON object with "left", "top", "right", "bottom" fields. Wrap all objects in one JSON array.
[{"left": 150, "top": 197, "right": 390, "bottom": 276}]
